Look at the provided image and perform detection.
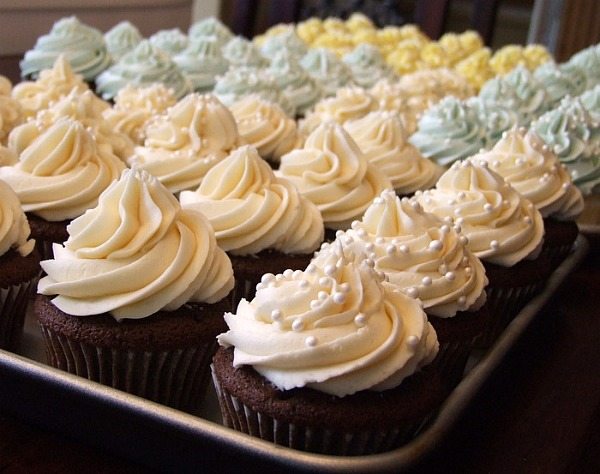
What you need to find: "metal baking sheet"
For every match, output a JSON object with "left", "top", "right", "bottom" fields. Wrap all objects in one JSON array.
[{"left": 0, "top": 235, "right": 589, "bottom": 473}]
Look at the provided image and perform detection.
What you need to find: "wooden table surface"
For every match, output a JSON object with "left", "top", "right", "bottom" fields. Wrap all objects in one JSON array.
[{"left": 1, "top": 237, "right": 599, "bottom": 473}]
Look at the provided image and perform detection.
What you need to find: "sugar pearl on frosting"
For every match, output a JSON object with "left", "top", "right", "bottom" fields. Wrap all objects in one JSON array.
[
  {"left": 455, "top": 217, "right": 464, "bottom": 225},
  {"left": 386, "top": 244, "right": 396, "bottom": 255},
  {"left": 318, "top": 291, "right": 328, "bottom": 301},
  {"left": 399, "top": 244, "right": 409, "bottom": 254},
  {"left": 292, "top": 319, "right": 304, "bottom": 331},
  {"left": 465, "top": 266, "right": 472, "bottom": 275},
  {"left": 406, "top": 287, "right": 419, "bottom": 298},
  {"left": 524, "top": 216, "right": 533, "bottom": 224},
  {"left": 365, "top": 242, "right": 375, "bottom": 252},
  {"left": 422, "top": 276, "right": 432, "bottom": 286},
  {"left": 339, "top": 283, "right": 350, "bottom": 293},
  {"left": 365, "top": 258, "right": 375, "bottom": 268},
  {"left": 406, "top": 335, "right": 420, "bottom": 348},
  {"left": 429, "top": 240, "right": 442, "bottom": 251},
  {"left": 458, "top": 296, "right": 467, "bottom": 306},
  {"left": 305, "top": 336, "right": 317, "bottom": 347},
  {"left": 306, "top": 264, "right": 316, "bottom": 274},
  {"left": 445, "top": 271, "right": 456, "bottom": 281},
  {"left": 375, "top": 237, "right": 385, "bottom": 245},
  {"left": 343, "top": 235, "right": 354, "bottom": 245},
  {"left": 261, "top": 273, "right": 275, "bottom": 284},
  {"left": 454, "top": 208, "right": 462, "bottom": 216},
  {"left": 441, "top": 225, "right": 450, "bottom": 234},
  {"left": 357, "top": 228, "right": 367, "bottom": 239},
  {"left": 335, "top": 230, "right": 344, "bottom": 238},
  {"left": 324, "top": 264, "right": 336, "bottom": 276},
  {"left": 443, "top": 216, "right": 454, "bottom": 224},
  {"left": 333, "top": 292, "right": 346, "bottom": 304},
  {"left": 275, "top": 274, "right": 284, "bottom": 281},
  {"left": 293, "top": 270, "right": 303, "bottom": 279},
  {"left": 271, "top": 309, "right": 283, "bottom": 321},
  {"left": 484, "top": 203, "right": 493, "bottom": 212},
  {"left": 490, "top": 240, "right": 500, "bottom": 250},
  {"left": 459, "top": 235, "right": 469, "bottom": 246},
  {"left": 319, "top": 276, "right": 332, "bottom": 287},
  {"left": 354, "top": 313, "right": 367, "bottom": 327},
  {"left": 283, "top": 269, "right": 293, "bottom": 279},
  {"left": 300, "top": 280, "right": 310, "bottom": 289}
]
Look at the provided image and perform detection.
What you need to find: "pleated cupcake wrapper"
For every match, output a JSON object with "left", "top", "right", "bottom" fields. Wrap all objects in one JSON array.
[
  {"left": 230, "top": 276, "right": 260, "bottom": 310},
  {"left": 37, "top": 239, "right": 55, "bottom": 262},
  {"left": 542, "top": 242, "right": 576, "bottom": 271},
  {"left": 432, "top": 340, "right": 474, "bottom": 393},
  {"left": 39, "top": 325, "right": 216, "bottom": 411},
  {"left": 477, "top": 280, "right": 545, "bottom": 349},
  {"left": 211, "top": 365, "right": 433, "bottom": 456},
  {"left": 0, "top": 278, "right": 38, "bottom": 350}
]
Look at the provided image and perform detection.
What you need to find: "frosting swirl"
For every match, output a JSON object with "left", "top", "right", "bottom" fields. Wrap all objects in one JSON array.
[
  {"left": 0, "top": 179, "right": 35, "bottom": 257},
  {"left": 342, "top": 43, "right": 395, "bottom": 89},
  {"left": 149, "top": 29, "right": 189, "bottom": 55},
  {"left": 415, "top": 160, "right": 545, "bottom": 267},
  {"left": 222, "top": 37, "right": 267, "bottom": 68},
  {"left": 95, "top": 40, "right": 191, "bottom": 101},
  {"left": 344, "top": 111, "right": 442, "bottom": 194},
  {"left": 260, "top": 30, "right": 308, "bottom": 61},
  {"left": 218, "top": 247, "right": 437, "bottom": 397},
  {"left": 277, "top": 122, "right": 391, "bottom": 229},
  {"left": 0, "top": 118, "right": 125, "bottom": 221},
  {"left": 533, "top": 61, "right": 588, "bottom": 107},
  {"left": 189, "top": 17, "right": 233, "bottom": 46},
  {"left": 104, "top": 21, "right": 143, "bottom": 62},
  {"left": 180, "top": 145, "right": 323, "bottom": 255},
  {"left": 316, "top": 190, "right": 487, "bottom": 317},
  {"left": 299, "top": 48, "right": 353, "bottom": 97},
  {"left": 20, "top": 16, "right": 111, "bottom": 81},
  {"left": 173, "top": 36, "right": 230, "bottom": 93},
  {"left": 128, "top": 93, "right": 241, "bottom": 193},
  {"left": 474, "top": 128, "right": 584, "bottom": 220},
  {"left": 38, "top": 168, "right": 234, "bottom": 320},
  {"left": 230, "top": 95, "right": 303, "bottom": 162},
  {"left": 467, "top": 96, "right": 519, "bottom": 147}
]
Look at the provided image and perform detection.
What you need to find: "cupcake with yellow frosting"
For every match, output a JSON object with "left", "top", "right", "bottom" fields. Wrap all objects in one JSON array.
[
  {"left": 212, "top": 243, "right": 441, "bottom": 455},
  {"left": 36, "top": 168, "right": 234, "bottom": 409},
  {"left": 0, "top": 179, "right": 39, "bottom": 350}
]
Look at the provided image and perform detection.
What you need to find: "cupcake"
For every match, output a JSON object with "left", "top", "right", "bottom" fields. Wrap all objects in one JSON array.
[
  {"left": 0, "top": 179, "right": 39, "bottom": 350},
  {"left": 173, "top": 37, "right": 230, "bottom": 93},
  {"left": 95, "top": 40, "right": 191, "bottom": 101},
  {"left": 20, "top": 16, "right": 111, "bottom": 82},
  {"left": 533, "top": 61, "right": 589, "bottom": 108},
  {"left": 11, "top": 55, "right": 89, "bottom": 119},
  {"left": 314, "top": 189, "right": 488, "bottom": 387},
  {"left": 566, "top": 43, "right": 600, "bottom": 89},
  {"left": 229, "top": 94, "right": 303, "bottom": 167},
  {"left": 474, "top": 127, "right": 584, "bottom": 268},
  {"left": 415, "top": 160, "right": 546, "bottom": 347},
  {"left": 277, "top": 121, "right": 391, "bottom": 236},
  {"left": 299, "top": 86, "right": 378, "bottom": 135},
  {"left": 344, "top": 111, "right": 442, "bottom": 196},
  {"left": 222, "top": 37, "right": 267, "bottom": 69},
  {"left": 259, "top": 30, "right": 308, "bottom": 61},
  {"left": 36, "top": 168, "right": 234, "bottom": 410},
  {"left": 0, "top": 118, "right": 125, "bottom": 258},
  {"left": 102, "top": 84, "right": 177, "bottom": 145},
  {"left": 149, "top": 28, "right": 189, "bottom": 56},
  {"left": 179, "top": 145, "right": 323, "bottom": 303},
  {"left": 299, "top": 48, "right": 353, "bottom": 97},
  {"left": 189, "top": 17, "right": 233, "bottom": 47},
  {"left": 212, "top": 247, "right": 441, "bottom": 455},
  {"left": 466, "top": 96, "right": 519, "bottom": 148},
  {"left": 342, "top": 43, "right": 396, "bottom": 89},
  {"left": 127, "top": 93, "right": 241, "bottom": 194},
  {"left": 104, "top": 21, "right": 143, "bottom": 62}
]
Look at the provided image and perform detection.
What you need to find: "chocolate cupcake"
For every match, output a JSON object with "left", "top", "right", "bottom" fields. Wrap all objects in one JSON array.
[{"left": 37, "top": 169, "right": 234, "bottom": 410}]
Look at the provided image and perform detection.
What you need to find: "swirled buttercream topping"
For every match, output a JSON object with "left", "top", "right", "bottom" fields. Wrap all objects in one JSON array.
[
  {"left": 315, "top": 189, "right": 487, "bottom": 317},
  {"left": 103, "top": 84, "right": 177, "bottom": 144},
  {"left": 299, "top": 48, "right": 353, "bottom": 97},
  {"left": 267, "top": 50, "right": 322, "bottom": 116},
  {"left": 0, "top": 118, "right": 125, "bottom": 221},
  {"left": 149, "top": 29, "right": 189, "bottom": 55},
  {"left": 218, "top": 246, "right": 438, "bottom": 397},
  {"left": 10, "top": 89, "right": 133, "bottom": 161},
  {"left": 299, "top": 86, "right": 378, "bottom": 135},
  {"left": 342, "top": 43, "right": 395, "bottom": 89},
  {"left": 230, "top": 95, "right": 303, "bottom": 162},
  {"left": 344, "top": 111, "right": 442, "bottom": 194},
  {"left": 478, "top": 65, "right": 548, "bottom": 126},
  {"left": 20, "top": 16, "right": 111, "bottom": 81},
  {"left": 474, "top": 127, "right": 584, "bottom": 220},
  {"left": 128, "top": 93, "right": 241, "bottom": 193},
  {"left": 0, "top": 179, "right": 35, "bottom": 257},
  {"left": 532, "top": 97, "right": 600, "bottom": 195},
  {"left": 189, "top": 17, "right": 233, "bottom": 46},
  {"left": 180, "top": 145, "right": 323, "bottom": 255},
  {"left": 104, "top": 21, "right": 143, "bottom": 62},
  {"left": 277, "top": 121, "right": 391, "bottom": 229},
  {"left": 467, "top": 96, "right": 519, "bottom": 147},
  {"left": 260, "top": 30, "right": 308, "bottom": 61},
  {"left": 415, "top": 160, "right": 544, "bottom": 267},
  {"left": 12, "top": 55, "right": 89, "bottom": 119},
  {"left": 533, "top": 61, "right": 588, "bottom": 107},
  {"left": 223, "top": 37, "right": 267, "bottom": 68},
  {"left": 566, "top": 44, "right": 600, "bottom": 88},
  {"left": 95, "top": 40, "right": 191, "bottom": 101},
  {"left": 409, "top": 96, "right": 486, "bottom": 167},
  {"left": 173, "top": 36, "right": 230, "bottom": 93},
  {"left": 38, "top": 168, "right": 234, "bottom": 319}
]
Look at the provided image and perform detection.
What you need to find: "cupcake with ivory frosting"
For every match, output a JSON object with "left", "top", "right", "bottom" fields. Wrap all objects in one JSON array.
[{"left": 36, "top": 168, "right": 234, "bottom": 409}]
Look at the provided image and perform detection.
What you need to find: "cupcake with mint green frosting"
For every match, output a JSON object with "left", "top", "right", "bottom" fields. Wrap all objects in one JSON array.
[
  {"left": 95, "top": 40, "right": 191, "bottom": 101},
  {"left": 21, "top": 16, "right": 111, "bottom": 81},
  {"left": 267, "top": 50, "right": 322, "bottom": 116},
  {"left": 299, "top": 48, "right": 353, "bottom": 97},
  {"left": 189, "top": 17, "right": 233, "bottom": 46},
  {"left": 260, "top": 30, "right": 308, "bottom": 61},
  {"left": 213, "top": 66, "right": 295, "bottom": 116},
  {"left": 478, "top": 65, "right": 548, "bottom": 126},
  {"left": 223, "top": 37, "right": 267, "bottom": 68},
  {"left": 532, "top": 96, "right": 600, "bottom": 195},
  {"left": 104, "top": 21, "right": 143, "bottom": 62},
  {"left": 566, "top": 44, "right": 600, "bottom": 88},
  {"left": 409, "top": 96, "right": 487, "bottom": 167},
  {"left": 467, "top": 96, "right": 519, "bottom": 148},
  {"left": 173, "top": 36, "right": 229, "bottom": 93},
  {"left": 149, "top": 28, "right": 189, "bottom": 55},
  {"left": 342, "top": 43, "right": 395, "bottom": 89},
  {"left": 533, "top": 61, "right": 589, "bottom": 107}
]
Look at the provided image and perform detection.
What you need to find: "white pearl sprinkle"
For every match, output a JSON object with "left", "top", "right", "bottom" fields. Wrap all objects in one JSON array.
[
  {"left": 490, "top": 240, "right": 500, "bottom": 250},
  {"left": 351, "top": 220, "right": 360, "bottom": 230},
  {"left": 465, "top": 266, "right": 472, "bottom": 275},
  {"left": 386, "top": 244, "right": 396, "bottom": 255},
  {"left": 454, "top": 224, "right": 462, "bottom": 234},
  {"left": 318, "top": 291, "right": 328, "bottom": 301},
  {"left": 454, "top": 208, "right": 462, "bottom": 216},
  {"left": 365, "top": 258, "right": 375, "bottom": 268},
  {"left": 339, "top": 283, "right": 351, "bottom": 293},
  {"left": 365, "top": 242, "right": 375, "bottom": 252},
  {"left": 449, "top": 199, "right": 457, "bottom": 205},
  {"left": 261, "top": 273, "right": 275, "bottom": 284},
  {"left": 441, "top": 224, "right": 450, "bottom": 234},
  {"left": 458, "top": 296, "right": 467, "bottom": 306},
  {"left": 354, "top": 313, "right": 367, "bottom": 327},
  {"left": 319, "top": 276, "right": 331, "bottom": 287},
  {"left": 392, "top": 238, "right": 401, "bottom": 245},
  {"left": 292, "top": 319, "right": 304, "bottom": 331},
  {"left": 306, "top": 264, "right": 316, "bottom": 273},
  {"left": 484, "top": 203, "right": 493, "bottom": 212},
  {"left": 445, "top": 271, "right": 456, "bottom": 281},
  {"left": 343, "top": 236, "right": 354, "bottom": 245},
  {"left": 406, "top": 335, "right": 420, "bottom": 348},
  {"left": 324, "top": 264, "right": 336, "bottom": 276},
  {"left": 406, "top": 287, "right": 419, "bottom": 298},
  {"left": 455, "top": 217, "right": 464, "bottom": 225},
  {"left": 375, "top": 237, "right": 385, "bottom": 245},
  {"left": 333, "top": 292, "right": 346, "bottom": 304},
  {"left": 459, "top": 235, "right": 469, "bottom": 246},
  {"left": 429, "top": 240, "right": 442, "bottom": 251},
  {"left": 275, "top": 274, "right": 284, "bottom": 281},
  {"left": 524, "top": 216, "right": 533, "bottom": 224},
  {"left": 256, "top": 283, "right": 265, "bottom": 291},
  {"left": 271, "top": 309, "right": 283, "bottom": 321},
  {"left": 422, "top": 276, "right": 432, "bottom": 286},
  {"left": 399, "top": 244, "right": 409, "bottom": 253},
  {"left": 283, "top": 269, "right": 293, "bottom": 279},
  {"left": 293, "top": 270, "right": 303, "bottom": 279},
  {"left": 305, "top": 336, "right": 317, "bottom": 347},
  {"left": 335, "top": 230, "right": 344, "bottom": 238},
  {"left": 443, "top": 216, "right": 454, "bottom": 224},
  {"left": 357, "top": 229, "right": 367, "bottom": 238},
  {"left": 300, "top": 280, "right": 310, "bottom": 289}
]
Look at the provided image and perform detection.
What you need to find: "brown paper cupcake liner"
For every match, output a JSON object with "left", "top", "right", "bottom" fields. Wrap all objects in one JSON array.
[
  {"left": 0, "top": 278, "right": 38, "bottom": 350},
  {"left": 39, "top": 325, "right": 216, "bottom": 410},
  {"left": 211, "top": 365, "right": 432, "bottom": 455}
]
